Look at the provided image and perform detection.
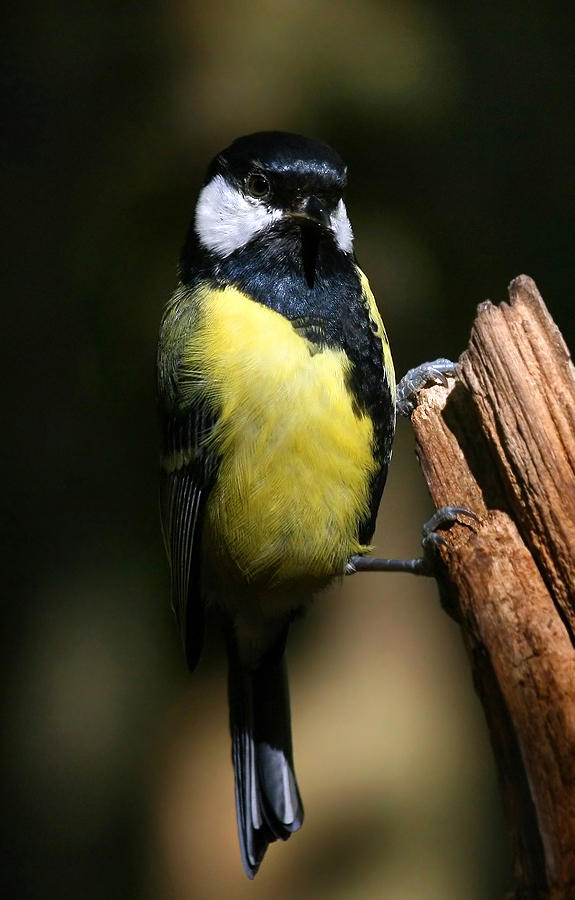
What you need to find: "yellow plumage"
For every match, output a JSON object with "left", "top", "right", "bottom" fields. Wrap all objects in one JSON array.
[
  {"left": 358, "top": 269, "right": 396, "bottom": 405},
  {"left": 181, "top": 282, "right": 379, "bottom": 586}
]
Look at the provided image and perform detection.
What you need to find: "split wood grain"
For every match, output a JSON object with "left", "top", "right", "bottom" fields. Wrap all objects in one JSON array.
[{"left": 410, "top": 276, "right": 575, "bottom": 900}]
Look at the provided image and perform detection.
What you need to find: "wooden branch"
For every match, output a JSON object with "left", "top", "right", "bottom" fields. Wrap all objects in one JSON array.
[{"left": 410, "top": 276, "right": 575, "bottom": 900}]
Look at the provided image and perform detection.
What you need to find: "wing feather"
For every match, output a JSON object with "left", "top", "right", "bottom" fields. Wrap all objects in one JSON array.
[{"left": 160, "top": 407, "right": 219, "bottom": 672}]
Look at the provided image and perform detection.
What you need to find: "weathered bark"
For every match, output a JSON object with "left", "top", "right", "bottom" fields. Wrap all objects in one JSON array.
[{"left": 410, "top": 276, "right": 575, "bottom": 900}]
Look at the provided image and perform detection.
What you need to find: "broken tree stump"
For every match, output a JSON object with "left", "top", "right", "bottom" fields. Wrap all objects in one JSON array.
[{"left": 410, "top": 276, "right": 575, "bottom": 900}]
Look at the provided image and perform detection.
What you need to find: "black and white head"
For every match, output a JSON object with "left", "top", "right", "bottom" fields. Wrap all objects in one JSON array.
[{"left": 193, "top": 131, "right": 354, "bottom": 259}]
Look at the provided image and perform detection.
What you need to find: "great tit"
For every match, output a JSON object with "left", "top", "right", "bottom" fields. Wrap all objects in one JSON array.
[{"left": 157, "top": 131, "right": 396, "bottom": 878}]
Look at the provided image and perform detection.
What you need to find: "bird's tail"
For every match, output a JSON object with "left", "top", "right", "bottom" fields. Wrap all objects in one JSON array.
[{"left": 227, "top": 630, "right": 304, "bottom": 878}]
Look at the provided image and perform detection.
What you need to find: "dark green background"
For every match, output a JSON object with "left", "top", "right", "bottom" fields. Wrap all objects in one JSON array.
[{"left": 2, "top": 2, "right": 573, "bottom": 897}]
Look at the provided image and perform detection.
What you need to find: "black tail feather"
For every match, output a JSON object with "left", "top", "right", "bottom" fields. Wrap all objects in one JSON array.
[{"left": 227, "top": 632, "right": 304, "bottom": 878}]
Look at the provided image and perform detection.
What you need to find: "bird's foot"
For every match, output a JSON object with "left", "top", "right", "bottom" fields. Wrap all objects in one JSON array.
[
  {"left": 396, "top": 358, "right": 457, "bottom": 417},
  {"left": 345, "top": 506, "right": 477, "bottom": 577}
]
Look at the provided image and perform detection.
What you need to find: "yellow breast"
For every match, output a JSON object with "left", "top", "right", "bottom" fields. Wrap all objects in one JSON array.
[{"left": 182, "top": 284, "right": 378, "bottom": 586}]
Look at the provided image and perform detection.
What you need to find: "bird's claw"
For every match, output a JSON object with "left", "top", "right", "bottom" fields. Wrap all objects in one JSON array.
[
  {"left": 418, "top": 505, "right": 478, "bottom": 574},
  {"left": 396, "top": 358, "right": 458, "bottom": 417},
  {"left": 345, "top": 506, "right": 478, "bottom": 578}
]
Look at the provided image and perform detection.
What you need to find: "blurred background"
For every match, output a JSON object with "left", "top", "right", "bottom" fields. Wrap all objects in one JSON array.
[{"left": 2, "top": 1, "right": 574, "bottom": 897}]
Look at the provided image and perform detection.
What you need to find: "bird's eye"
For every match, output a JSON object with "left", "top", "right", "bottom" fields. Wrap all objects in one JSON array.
[{"left": 246, "top": 173, "right": 270, "bottom": 199}]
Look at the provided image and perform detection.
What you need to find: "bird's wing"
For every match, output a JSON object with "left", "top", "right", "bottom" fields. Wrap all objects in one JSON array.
[{"left": 160, "top": 406, "right": 219, "bottom": 672}]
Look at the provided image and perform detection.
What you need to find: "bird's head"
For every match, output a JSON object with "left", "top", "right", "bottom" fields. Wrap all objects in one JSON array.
[{"left": 193, "top": 131, "right": 354, "bottom": 259}]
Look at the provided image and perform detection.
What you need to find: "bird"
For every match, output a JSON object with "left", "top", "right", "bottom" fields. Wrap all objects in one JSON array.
[{"left": 156, "top": 131, "right": 397, "bottom": 878}]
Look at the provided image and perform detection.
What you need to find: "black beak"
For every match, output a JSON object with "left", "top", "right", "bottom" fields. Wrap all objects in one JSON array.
[{"left": 289, "top": 196, "right": 330, "bottom": 229}]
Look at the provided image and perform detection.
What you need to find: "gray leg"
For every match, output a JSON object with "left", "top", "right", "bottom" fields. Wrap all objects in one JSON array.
[{"left": 346, "top": 506, "right": 477, "bottom": 578}]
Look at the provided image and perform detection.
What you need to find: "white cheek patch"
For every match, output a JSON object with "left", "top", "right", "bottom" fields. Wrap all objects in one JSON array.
[
  {"left": 331, "top": 199, "right": 354, "bottom": 254},
  {"left": 195, "top": 174, "right": 282, "bottom": 257}
]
